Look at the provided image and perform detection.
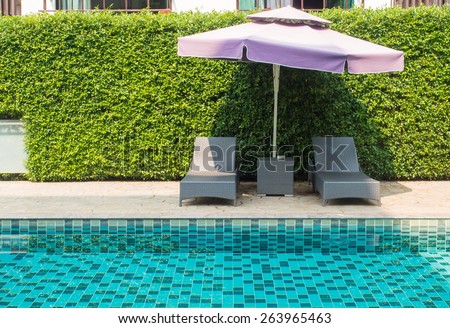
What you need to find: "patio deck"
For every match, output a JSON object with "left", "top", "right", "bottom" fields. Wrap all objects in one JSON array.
[{"left": 0, "top": 180, "right": 448, "bottom": 219}]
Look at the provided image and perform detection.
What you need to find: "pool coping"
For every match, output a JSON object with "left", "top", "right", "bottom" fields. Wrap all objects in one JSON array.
[{"left": 0, "top": 180, "right": 449, "bottom": 219}]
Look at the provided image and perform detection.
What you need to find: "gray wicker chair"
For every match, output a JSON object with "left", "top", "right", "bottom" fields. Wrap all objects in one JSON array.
[
  {"left": 311, "top": 136, "right": 381, "bottom": 206},
  {"left": 179, "top": 137, "right": 238, "bottom": 206}
]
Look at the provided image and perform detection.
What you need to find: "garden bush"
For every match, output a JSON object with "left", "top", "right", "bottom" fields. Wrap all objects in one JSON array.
[{"left": 0, "top": 6, "right": 448, "bottom": 181}]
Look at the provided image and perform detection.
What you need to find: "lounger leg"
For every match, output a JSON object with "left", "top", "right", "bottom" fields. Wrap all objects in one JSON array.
[
  {"left": 323, "top": 199, "right": 328, "bottom": 207},
  {"left": 179, "top": 198, "right": 182, "bottom": 207}
]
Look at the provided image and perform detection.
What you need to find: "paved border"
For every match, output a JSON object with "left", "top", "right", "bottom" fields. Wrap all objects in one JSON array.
[{"left": 0, "top": 181, "right": 449, "bottom": 219}]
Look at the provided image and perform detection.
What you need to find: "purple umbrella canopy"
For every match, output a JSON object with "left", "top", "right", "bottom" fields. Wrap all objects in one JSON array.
[{"left": 178, "top": 6, "right": 404, "bottom": 156}]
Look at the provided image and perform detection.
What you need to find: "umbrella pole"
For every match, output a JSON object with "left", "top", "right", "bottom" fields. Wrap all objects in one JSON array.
[{"left": 272, "top": 64, "right": 280, "bottom": 158}]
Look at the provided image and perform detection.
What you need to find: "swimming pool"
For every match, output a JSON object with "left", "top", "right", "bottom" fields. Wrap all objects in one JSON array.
[{"left": 0, "top": 219, "right": 449, "bottom": 308}]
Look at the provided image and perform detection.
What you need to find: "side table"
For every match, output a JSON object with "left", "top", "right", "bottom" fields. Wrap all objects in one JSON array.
[{"left": 257, "top": 157, "right": 294, "bottom": 196}]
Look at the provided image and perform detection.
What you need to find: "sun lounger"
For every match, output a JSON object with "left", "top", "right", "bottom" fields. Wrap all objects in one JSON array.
[
  {"left": 311, "top": 136, "right": 381, "bottom": 206},
  {"left": 179, "top": 137, "right": 238, "bottom": 206}
]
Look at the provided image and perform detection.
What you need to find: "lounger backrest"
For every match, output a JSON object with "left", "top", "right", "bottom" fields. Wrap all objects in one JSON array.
[
  {"left": 312, "top": 136, "right": 360, "bottom": 172},
  {"left": 191, "top": 137, "right": 237, "bottom": 172}
]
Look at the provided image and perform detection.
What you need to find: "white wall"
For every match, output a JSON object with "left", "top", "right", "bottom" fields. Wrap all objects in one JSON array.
[
  {"left": 21, "top": 0, "right": 43, "bottom": 15},
  {"left": 172, "top": 0, "right": 236, "bottom": 12},
  {"left": 21, "top": 1, "right": 237, "bottom": 14},
  {"left": 19, "top": 0, "right": 396, "bottom": 15},
  {"left": 21, "top": 0, "right": 57, "bottom": 15},
  {"left": 364, "top": 0, "right": 393, "bottom": 8},
  {"left": 0, "top": 121, "right": 27, "bottom": 173}
]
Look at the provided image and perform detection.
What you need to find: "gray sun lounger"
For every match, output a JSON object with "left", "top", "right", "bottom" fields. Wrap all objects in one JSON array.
[
  {"left": 179, "top": 137, "right": 238, "bottom": 206},
  {"left": 310, "top": 136, "right": 381, "bottom": 206}
]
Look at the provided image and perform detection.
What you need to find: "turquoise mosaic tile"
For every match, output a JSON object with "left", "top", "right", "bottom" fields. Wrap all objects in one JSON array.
[
  {"left": 1, "top": 219, "right": 449, "bottom": 254},
  {"left": 0, "top": 252, "right": 449, "bottom": 308},
  {"left": 0, "top": 219, "right": 449, "bottom": 308}
]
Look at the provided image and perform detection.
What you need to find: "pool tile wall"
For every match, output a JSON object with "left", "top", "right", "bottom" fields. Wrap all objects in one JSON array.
[{"left": 0, "top": 219, "right": 449, "bottom": 254}]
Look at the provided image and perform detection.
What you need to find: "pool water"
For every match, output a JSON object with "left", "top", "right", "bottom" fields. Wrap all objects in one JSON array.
[{"left": 0, "top": 219, "right": 449, "bottom": 308}]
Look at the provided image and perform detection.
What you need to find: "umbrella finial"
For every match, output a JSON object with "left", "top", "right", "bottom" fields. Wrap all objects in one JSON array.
[{"left": 247, "top": 6, "right": 332, "bottom": 26}]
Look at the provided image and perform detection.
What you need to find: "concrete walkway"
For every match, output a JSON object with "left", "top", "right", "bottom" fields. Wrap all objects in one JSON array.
[{"left": 0, "top": 180, "right": 448, "bottom": 219}]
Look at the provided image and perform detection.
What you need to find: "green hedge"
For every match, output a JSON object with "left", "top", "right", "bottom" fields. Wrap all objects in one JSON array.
[
  {"left": 321, "top": 7, "right": 450, "bottom": 180},
  {"left": 0, "top": 7, "right": 448, "bottom": 181},
  {"left": 0, "top": 11, "right": 247, "bottom": 180}
]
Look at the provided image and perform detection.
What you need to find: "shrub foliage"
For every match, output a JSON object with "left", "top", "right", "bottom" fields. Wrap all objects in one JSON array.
[{"left": 0, "top": 7, "right": 448, "bottom": 181}]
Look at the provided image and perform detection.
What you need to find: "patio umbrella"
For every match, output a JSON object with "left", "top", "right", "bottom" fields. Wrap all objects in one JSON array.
[{"left": 177, "top": 6, "right": 404, "bottom": 157}]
